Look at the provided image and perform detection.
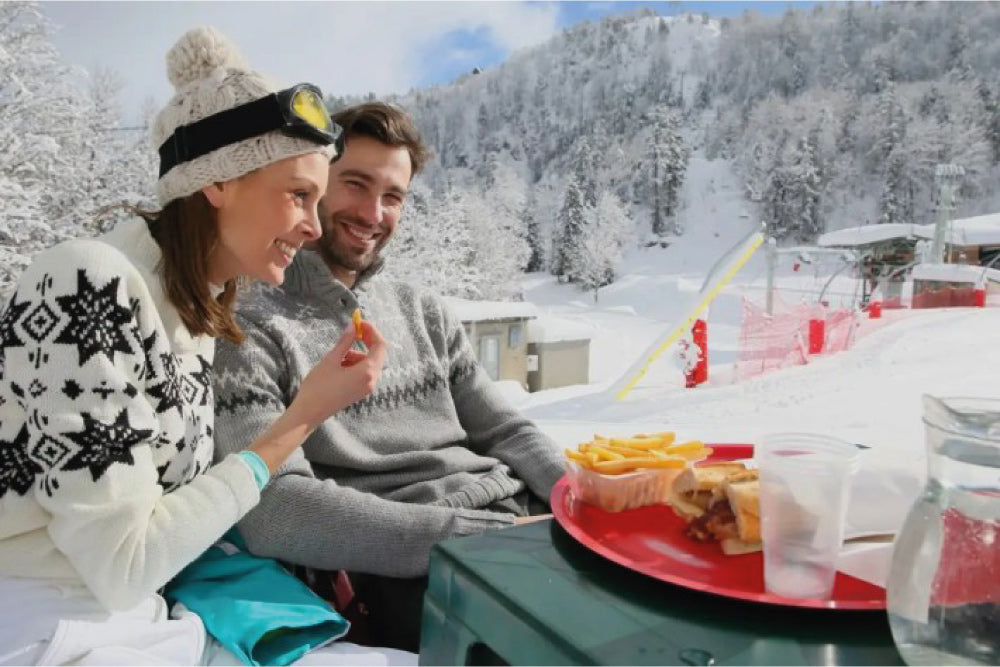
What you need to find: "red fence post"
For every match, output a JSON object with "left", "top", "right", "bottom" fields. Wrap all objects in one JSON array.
[
  {"left": 684, "top": 319, "right": 709, "bottom": 387},
  {"left": 868, "top": 300, "right": 882, "bottom": 319},
  {"left": 808, "top": 318, "right": 825, "bottom": 354},
  {"left": 692, "top": 318, "right": 708, "bottom": 385}
]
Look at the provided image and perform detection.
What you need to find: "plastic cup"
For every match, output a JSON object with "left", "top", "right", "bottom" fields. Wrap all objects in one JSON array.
[{"left": 757, "top": 433, "right": 858, "bottom": 599}]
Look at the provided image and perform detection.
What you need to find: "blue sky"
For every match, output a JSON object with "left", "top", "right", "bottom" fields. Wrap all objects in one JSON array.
[
  {"left": 43, "top": 1, "right": 820, "bottom": 121},
  {"left": 411, "top": 1, "right": 820, "bottom": 89}
]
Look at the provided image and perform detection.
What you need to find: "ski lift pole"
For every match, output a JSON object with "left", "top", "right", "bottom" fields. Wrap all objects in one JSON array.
[
  {"left": 817, "top": 251, "right": 858, "bottom": 306},
  {"left": 611, "top": 224, "right": 765, "bottom": 402}
]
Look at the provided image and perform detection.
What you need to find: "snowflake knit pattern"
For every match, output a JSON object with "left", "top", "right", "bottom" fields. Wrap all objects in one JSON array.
[
  {"left": 0, "top": 218, "right": 258, "bottom": 610},
  {"left": 212, "top": 249, "right": 565, "bottom": 577}
]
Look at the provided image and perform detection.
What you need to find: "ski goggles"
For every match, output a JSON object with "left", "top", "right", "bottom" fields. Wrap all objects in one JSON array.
[{"left": 158, "top": 83, "right": 343, "bottom": 177}]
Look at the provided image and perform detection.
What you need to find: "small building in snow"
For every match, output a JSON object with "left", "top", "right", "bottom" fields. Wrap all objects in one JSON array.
[
  {"left": 443, "top": 298, "right": 592, "bottom": 392},
  {"left": 819, "top": 214, "right": 1000, "bottom": 307},
  {"left": 914, "top": 212, "right": 1000, "bottom": 268},
  {"left": 817, "top": 223, "right": 923, "bottom": 304},
  {"left": 444, "top": 297, "right": 538, "bottom": 387},
  {"left": 820, "top": 214, "right": 1000, "bottom": 269}
]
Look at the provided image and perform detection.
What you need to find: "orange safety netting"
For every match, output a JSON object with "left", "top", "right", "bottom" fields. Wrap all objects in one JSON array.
[{"left": 735, "top": 293, "right": 859, "bottom": 382}]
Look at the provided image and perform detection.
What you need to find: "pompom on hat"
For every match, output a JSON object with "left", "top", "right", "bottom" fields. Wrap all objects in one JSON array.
[{"left": 152, "top": 26, "right": 337, "bottom": 206}]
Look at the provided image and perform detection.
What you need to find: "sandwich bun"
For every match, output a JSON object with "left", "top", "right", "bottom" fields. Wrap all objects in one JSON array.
[
  {"left": 668, "top": 462, "right": 747, "bottom": 520},
  {"left": 669, "top": 462, "right": 763, "bottom": 556}
]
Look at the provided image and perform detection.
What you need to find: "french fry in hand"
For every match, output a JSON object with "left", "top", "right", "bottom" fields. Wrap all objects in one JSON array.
[{"left": 352, "top": 308, "right": 363, "bottom": 339}]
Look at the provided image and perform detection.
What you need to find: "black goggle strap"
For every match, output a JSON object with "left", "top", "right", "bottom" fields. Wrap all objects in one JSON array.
[{"left": 158, "top": 94, "right": 286, "bottom": 178}]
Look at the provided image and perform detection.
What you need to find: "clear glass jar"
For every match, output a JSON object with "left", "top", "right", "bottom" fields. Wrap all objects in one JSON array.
[{"left": 886, "top": 395, "right": 1000, "bottom": 666}]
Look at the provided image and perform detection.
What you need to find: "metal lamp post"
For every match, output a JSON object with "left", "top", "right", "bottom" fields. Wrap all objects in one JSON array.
[{"left": 929, "top": 163, "right": 965, "bottom": 264}]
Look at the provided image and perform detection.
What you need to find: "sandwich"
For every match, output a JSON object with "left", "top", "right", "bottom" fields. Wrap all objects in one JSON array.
[
  {"left": 668, "top": 463, "right": 762, "bottom": 556},
  {"left": 668, "top": 462, "right": 748, "bottom": 520}
]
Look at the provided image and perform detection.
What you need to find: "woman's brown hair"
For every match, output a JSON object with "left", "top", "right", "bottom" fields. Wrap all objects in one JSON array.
[{"left": 126, "top": 194, "right": 244, "bottom": 344}]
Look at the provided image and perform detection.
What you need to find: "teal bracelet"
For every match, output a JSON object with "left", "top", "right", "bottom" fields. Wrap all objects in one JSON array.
[{"left": 236, "top": 451, "right": 270, "bottom": 491}]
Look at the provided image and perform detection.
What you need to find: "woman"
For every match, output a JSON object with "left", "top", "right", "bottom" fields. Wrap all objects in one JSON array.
[{"left": 0, "top": 26, "right": 410, "bottom": 665}]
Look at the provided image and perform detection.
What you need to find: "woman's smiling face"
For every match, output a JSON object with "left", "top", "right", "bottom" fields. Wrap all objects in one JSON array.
[{"left": 204, "top": 152, "right": 329, "bottom": 285}]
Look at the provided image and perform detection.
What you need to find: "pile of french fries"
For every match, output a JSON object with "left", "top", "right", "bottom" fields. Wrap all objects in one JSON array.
[{"left": 565, "top": 432, "right": 712, "bottom": 475}]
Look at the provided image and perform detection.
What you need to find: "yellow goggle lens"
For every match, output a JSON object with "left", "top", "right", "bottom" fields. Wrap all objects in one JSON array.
[{"left": 291, "top": 89, "right": 331, "bottom": 133}]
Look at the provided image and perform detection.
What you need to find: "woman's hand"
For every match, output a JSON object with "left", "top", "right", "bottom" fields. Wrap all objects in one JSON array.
[
  {"left": 249, "top": 321, "right": 385, "bottom": 473},
  {"left": 295, "top": 320, "right": 386, "bottom": 425}
]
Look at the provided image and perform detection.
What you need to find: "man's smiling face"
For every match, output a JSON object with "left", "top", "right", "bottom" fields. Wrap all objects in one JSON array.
[{"left": 314, "top": 134, "right": 412, "bottom": 287}]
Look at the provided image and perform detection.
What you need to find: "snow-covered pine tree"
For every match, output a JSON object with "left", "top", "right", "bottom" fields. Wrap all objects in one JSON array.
[
  {"left": 522, "top": 187, "right": 545, "bottom": 272},
  {"left": 878, "top": 146, "right": 913, "bottom": 226},
  {"left": 796, "top": 127, "right": 823, "bottom": 239},
  {"left": 873, "top": 80, "right": 905, "bottom": 164},
  {"left": 762, "top": 165, "right": 794, "bottom": 241},
  {"left": 576, "top": 191, "right": 635, "bottom": 302},
  {"left": 383, "top": 183, "right": 482, "bottom": 298},
  {"left": 975, "top": 79, "right": 1000, "bottom": 164},
  {"left": 52, "top": 66, "right": 138, "bottom": 236},
  {"left": 647, "top": 104, "right": 688, "bottom": 238},
  {"left": 775, "top": 9, "right": 807, "bottom": 99},
  {"left": 470, "top": 162, "right": 530, "bottom": 299},
  {"left": 551, "top": 178, "right": 588, "bottom": 282},
  {"left": 871, "top": 80, "right": 914, "bottom": 226},
  {"left": 571, "top": 138, "right": 599, "bottom": 209},
  {"left": 0, "top": 1, "right": 89, "bottom": 297}
]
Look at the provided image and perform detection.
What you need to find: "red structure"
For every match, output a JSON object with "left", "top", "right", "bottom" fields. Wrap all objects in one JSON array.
[
  {"left": 684, "top": 319, "right": 708, "bottom": 388},
  {"left": 808, "top": 319, "right": 826, "bottom": 355}
]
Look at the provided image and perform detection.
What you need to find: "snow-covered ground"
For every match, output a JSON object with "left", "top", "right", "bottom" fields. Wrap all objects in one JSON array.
[{"left": 503, "top": 156, "right": 1000, "bottom": 490}]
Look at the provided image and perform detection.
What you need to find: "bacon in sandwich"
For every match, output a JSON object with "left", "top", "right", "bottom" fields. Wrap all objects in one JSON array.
[{"left": 669, "top": 464, "right": 762, "bottom": 555}]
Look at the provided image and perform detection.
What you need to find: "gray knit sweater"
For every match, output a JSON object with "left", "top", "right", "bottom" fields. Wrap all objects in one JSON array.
[{"left": 213, "top": 250, "right": 564, "bottom": 577}]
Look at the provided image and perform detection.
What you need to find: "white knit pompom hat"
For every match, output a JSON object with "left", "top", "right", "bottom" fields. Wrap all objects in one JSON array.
[{"left": 152, "top": 26, "right": 336, "bottom": 206}]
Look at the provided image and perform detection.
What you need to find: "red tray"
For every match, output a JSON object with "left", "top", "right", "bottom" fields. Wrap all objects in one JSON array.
[{"left": 551, "top": 444, "right": 886, "bottom": 610}]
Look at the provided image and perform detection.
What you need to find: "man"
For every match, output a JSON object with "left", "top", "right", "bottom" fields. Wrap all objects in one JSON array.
[{"left": 212, "top": 102, "right": 564, "bottom": 652}]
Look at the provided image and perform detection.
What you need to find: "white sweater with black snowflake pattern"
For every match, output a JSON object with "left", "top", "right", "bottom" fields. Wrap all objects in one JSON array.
[{"left": 0, "top": 218, "right": 259, "bottom": 611}]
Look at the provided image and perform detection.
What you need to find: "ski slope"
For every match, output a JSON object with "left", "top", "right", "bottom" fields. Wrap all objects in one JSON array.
[{"left": 508, "top": 157, "right": 999, "bottom": 487}]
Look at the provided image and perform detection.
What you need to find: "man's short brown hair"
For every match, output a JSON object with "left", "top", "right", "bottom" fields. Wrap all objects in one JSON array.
[{"left": 331, "top": 102, "right": 430, "bottom": 176}]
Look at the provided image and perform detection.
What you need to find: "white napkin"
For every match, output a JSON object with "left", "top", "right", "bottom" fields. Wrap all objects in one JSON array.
[
  {"left": 837, "top": 542, "right": 895, "bottom": 588},
  {"left": 836, "top": 452, "right": 923, "bottom": 588},
  {"left": 844, "top": 454, "right": 923, "bottom": 539}
]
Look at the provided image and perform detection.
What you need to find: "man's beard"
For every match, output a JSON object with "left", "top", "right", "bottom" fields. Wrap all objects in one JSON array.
[{"left": 317, "top": 215, "right": 385, "bottom": 274}]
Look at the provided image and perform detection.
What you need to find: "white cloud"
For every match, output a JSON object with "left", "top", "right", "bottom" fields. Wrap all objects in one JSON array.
[{"left": 43, "top": 1, "right": 561, "bottom": 120}]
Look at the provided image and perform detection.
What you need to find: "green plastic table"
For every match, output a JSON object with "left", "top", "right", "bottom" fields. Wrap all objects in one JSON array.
[{"left": 419, "top": 519, "right": 903, "bottom": 666}]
